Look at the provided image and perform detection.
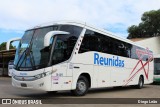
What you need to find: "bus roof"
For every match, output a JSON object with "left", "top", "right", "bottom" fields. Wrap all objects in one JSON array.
[{"left": 27, "top": 20, "right": 151, "bottom": 51}]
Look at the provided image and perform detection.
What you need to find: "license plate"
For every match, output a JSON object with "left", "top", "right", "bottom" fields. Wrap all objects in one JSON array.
[{"left": 21, "top": 83, "right": 27, "bottom": 87}]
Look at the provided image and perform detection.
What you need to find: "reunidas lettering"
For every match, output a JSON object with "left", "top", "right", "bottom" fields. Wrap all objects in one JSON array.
[{"left": 94, "top": 53, "right": 124, "bottom": 67}]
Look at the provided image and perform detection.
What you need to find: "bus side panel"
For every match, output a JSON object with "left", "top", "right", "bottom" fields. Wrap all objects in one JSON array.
[
  {"left": 144, "top": 60, "right": 154, "bottom": 84},
  {"left": 110, "top": 67, "right": 128, "bottom": 86},
  {"left": 71, "top": 63, "right": 93, "bottom": 89},
  {"left": 95, "top": 65, "right": 111, "bottom": 87},
  {"left": 71, "top": 51, "right": 153, "bottom": 89},
  {"left": 51, "top": 63, "right": 73, "bottom": 91},
  {"left": 123, "top": 59, "right": 154, "bottom": 86},
  {"left": 71, "top": 53, "right": 95, "bottom": 89}
]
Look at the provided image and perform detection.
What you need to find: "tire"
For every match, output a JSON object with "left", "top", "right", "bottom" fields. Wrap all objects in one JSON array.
[
  {"left": 137, "top": 76, "right": 144, "bottom": 89},
  {"left": 71, "top": 76, "right": 89, "bottom": 96},
  {"left": 47, "top": 91, "right": 57, "bottom": 94}
]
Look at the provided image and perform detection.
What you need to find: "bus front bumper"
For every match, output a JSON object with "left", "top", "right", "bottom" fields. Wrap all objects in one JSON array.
[{"left": 12, "top": 76, "right": 52, "bottom": 91}]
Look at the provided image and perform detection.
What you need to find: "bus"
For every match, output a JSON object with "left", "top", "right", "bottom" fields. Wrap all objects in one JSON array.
[
  {"left": 7, "top": 21, "right": 154, "bottom": 96},
  {"left": 154, "top": 55, "right": 160, "bottom": 83},
  {"left": 8, "top": 60, "right": 14, "bottom": 76}
]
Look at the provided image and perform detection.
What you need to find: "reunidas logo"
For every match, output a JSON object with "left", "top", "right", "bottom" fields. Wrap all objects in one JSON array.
[{"left": 94, "top": 53, "right": 124, "bottom": 67}]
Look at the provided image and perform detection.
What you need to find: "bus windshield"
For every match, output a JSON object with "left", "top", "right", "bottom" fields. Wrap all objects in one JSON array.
[
  {"left": 154, "top": 58, "right": 160, "bottom": 75},
  {"left": 14, "top": 25, "right": 83, "bottom": 71}
]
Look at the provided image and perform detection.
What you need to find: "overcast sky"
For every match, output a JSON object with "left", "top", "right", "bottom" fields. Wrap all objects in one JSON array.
[{"left": 0, "top": 0, "right": 160, "bottom": 44}]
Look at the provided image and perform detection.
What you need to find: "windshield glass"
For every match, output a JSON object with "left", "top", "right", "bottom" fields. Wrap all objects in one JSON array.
[
  {"left": 14, "top": 25, "right": 83, "bottom": 71},
  {"left": 154, "top": 58, "right": 160, "bottom": 75},
  {"left": 14, "top": 26, "right": 58, "bottom": 70}
]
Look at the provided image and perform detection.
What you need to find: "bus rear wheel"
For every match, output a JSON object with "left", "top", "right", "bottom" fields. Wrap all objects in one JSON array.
[
  {"left": 71, "top": 76, "right": 89, "bottom": 96},
  {"left": 137, "top": 76, "right": 144, "bottom": 89}
]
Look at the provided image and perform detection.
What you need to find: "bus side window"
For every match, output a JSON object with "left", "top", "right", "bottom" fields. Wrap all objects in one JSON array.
[
  {"left": 79, "top": 30, "right": 99, "bottom": 53},
  {"left": 97, "top": 33, "right": 110, "bottom": 54}
]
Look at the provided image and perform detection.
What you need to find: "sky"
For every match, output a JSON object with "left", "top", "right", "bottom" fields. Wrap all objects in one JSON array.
[{"left": 0, "top": 0, "right": 160, "bottom": 45}]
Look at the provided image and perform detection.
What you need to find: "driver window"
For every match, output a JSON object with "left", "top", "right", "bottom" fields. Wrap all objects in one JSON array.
[{"left": 52, "top": 37, "right": 67, "bottom": 65}]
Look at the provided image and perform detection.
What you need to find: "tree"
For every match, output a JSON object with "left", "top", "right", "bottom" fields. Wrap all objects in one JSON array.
[
  {"left": 0, "top": 42, "right": 15, "bottom": 51},
  {"left": 127, "top": 9, "right": 160, "bottom": 39}
]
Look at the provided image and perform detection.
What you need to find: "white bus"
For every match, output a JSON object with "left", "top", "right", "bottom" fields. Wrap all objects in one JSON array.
[
  {"left": 8, "top": 60, "right": 14, "bottom": 76},
  {"left": 7, "top": 21, "right": 154, "bottom": 96}
]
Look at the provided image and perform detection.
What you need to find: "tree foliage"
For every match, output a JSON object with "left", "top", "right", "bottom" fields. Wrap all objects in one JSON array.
[
  {"left": 0, "top": 42, "right": 15, "bottom": 51},
  {"left": 127, "top": 9, "right": 160, "bottom": 39}
]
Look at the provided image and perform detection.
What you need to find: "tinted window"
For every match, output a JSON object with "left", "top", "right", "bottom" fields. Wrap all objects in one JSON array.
[
  {"left": 79, "top": 29, "right": 151, "bottom": 61},
  {"left": 79, "top": 30, "right": 99, "bottom": 53},
  {"left": 51, "top": 25, "right": 82, "bottom": 65},
  {"left": 79, "top": 30, "right": 131, "bottom": 57}
]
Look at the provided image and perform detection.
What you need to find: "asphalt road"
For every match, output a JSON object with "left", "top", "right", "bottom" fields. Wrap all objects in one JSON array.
[{"left": 0, "top": 77, "right": 160, "bottom": 107}]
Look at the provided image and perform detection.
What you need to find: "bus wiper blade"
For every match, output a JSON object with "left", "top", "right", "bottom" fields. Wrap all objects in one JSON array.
[
  {"left": 16, "top": 48, "right": 28, "bottom": 69},
  {"left": 18, "top": 46, "right": 35, "bottom": 70}
]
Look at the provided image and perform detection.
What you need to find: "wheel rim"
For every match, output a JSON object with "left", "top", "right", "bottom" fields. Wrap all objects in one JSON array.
[{"left": 77, "top": 81, "right": 86, "bottom": 93}]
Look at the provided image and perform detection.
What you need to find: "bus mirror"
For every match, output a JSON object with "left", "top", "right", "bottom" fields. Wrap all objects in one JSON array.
[
  {"left": 6, "top": 37, "right": 21, "bottom": 50},
  {"left": 44, "top": 31, "right": 70, "bottom": 47}
]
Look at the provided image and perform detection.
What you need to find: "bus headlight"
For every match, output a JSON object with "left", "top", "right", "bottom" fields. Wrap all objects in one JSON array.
[
  {"left": 13, "top": 70, "right": 55, "bottom": 81},
  {"left": 34, "top": 71, "right": 53, "bottom": 79},
  {"left": 34, "top": 74, "right": 41, "bottom": 79}
]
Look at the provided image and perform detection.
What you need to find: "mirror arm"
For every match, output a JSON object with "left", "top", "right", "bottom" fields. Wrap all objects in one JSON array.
[
  {"left": 6, "top": 37, "right": 21, "bottom": 50},
  {"left": 44, "top": 31, "right": 69, "bottom": 47}
]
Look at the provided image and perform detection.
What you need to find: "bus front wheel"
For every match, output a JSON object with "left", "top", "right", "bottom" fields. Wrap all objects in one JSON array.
[{"left": 71, "top": 76, "right": 89, "bottom": 96}]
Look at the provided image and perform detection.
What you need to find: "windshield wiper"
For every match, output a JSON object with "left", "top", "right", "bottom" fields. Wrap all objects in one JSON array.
[
  {"left": 18, "top": 44, "right": 36, "bottom": 70},
  {"left": 16, "top": 48, "right": 28, "bottom": 69}
]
